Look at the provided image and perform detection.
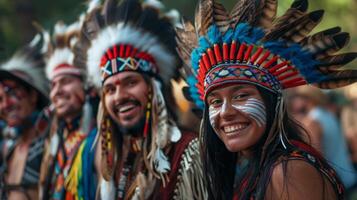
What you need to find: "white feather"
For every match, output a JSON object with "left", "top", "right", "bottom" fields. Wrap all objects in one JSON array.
[
  {"left": 144, "top": 0, "right": 164, "bottom": 9},
  {"left": 86, "top": 23, "right": 176, "bottom": 88},
  {"left": 45, "top": 48, "right": 76, "bottom": 80},
  {"left": 87, "top": 0, "right": 101, "bottom": 13},
  {"left": 50, "top": 133, "right": 59, "bottom": 156},
  {"left": 154, "top": 148, "right": 170, "bottom": 173},
  {"left": 169, "top": 124, "right": 181, "bottom": 143},
  {"left": 100, "top": 178, "right": 115, "bottom": 200}
]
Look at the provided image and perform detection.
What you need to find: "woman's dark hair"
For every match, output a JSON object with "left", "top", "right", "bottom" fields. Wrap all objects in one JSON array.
[{"left": 201, "top": 86, "right": 307, "bottom": 200}]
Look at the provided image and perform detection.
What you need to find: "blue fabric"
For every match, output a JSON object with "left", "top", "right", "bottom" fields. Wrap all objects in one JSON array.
[
  {"left": 310, "top": 107, "right": 357, "bottom": 188},
  {"left": 82, "top": 127, "right": 98, "bottom": 200}
]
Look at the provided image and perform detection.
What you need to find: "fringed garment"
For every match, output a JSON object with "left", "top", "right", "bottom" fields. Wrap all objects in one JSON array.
[
  {"left": 40, "top": 118, "right": 97, "bottom": 200},
  {"left": 100, "top": 131, "right": 206, "bottom": 200}
]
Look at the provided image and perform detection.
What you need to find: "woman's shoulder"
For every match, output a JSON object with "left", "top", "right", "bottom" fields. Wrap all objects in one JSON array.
[{"left": 265, "top": 146, "right": 343, "bottom": 200}]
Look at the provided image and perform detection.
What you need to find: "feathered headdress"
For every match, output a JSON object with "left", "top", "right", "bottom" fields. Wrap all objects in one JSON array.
[
  {"left": 74, "top": 0, "right": 183, "bottom": 192},
  {"left": 74, "top": 0, "right": 180, "bottom": 88},
  {"left": 176, "top": 0, "right": 357, "bottom": 109},
  {"left": 0, "top": 32, "right": 49, "bottom": 108},
  {"left": 45, "top": 17, "right": 86, "bottom": 82}
]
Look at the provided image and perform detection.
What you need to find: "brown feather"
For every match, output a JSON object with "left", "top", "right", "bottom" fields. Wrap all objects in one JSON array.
[
  {"left": 316, "top": 53, "right": 357, "bottom": 73},
  {"left": 213, "top": 1, "right": 231, "bottom": 33},
  {"left": 300, "top": 26, "right": 341, "bottom": 47},
  {"left": 264, "top": 10, "right": 323, "bottom": 42},
  {"left": 282, "top": 10, "right": 324, "bottom": 42},
  {"left": 175, "top": 20, "right": 198, "bottom": 76},
  {"left": 264, "top": 0, "right": 308, "bottom": 40},
  {"left": 255, "top": 0, "right": 278, "bottom": 29},
  {"left": 309, "top": 32, "right": 350, "bottom": 59},
  {"left": 230, "top": 0, "right": 257, "bottom": 28},
  {"left": 195, "top": 0, "right": 214, "bottom": 36},
  {"left": 315, "top": 70, "right": 357, "bottom": 89}
]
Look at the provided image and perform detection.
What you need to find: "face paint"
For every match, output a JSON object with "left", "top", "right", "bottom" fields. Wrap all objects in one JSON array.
[
  {"left": 209, "top": 105, "right": 220, "bottom": 129},
  {"left": 232, "top": 98, "right": 266, "bottom": 127},
  {"left": 208, "top": 98, "right": 266, "bottom": 130}
]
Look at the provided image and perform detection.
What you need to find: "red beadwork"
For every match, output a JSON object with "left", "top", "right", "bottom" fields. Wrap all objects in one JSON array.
[
  {"left": 223, "top": 43, "right": 229, "bottom": 61},
  {"left": 113, "top": 45, "right": 118, "bottom": 58},
  {"left": 230, "top": 41, "right": 237, "bottom": 60},
  {"left": 237, "top": 43, "right": 246, "bottom": 61},
  {"left": 257, "top": 51, "right": 271, "bottom": 66},
  {"left": 106, "top": 49, "right": 114, "bottom": 60},
  {"left": 263, "top": 56, "right": 279, "bottom": 68},
  {"left": 119, "top": 44, "right": 124, "bottom": 57},
  {"left": 244, "top": 45, "right": 253, "bottom": 62},
  {"left": 268, "top": 61, "right": 289, "bottom": 73},
  {"left": 207, "top": 48, "right": 217, "bottom": 66},
  {"left": 277, "top": 71, "right": 299, "bottom": 81},
  {"left": 272, "top": 65, "right": 294, "bottom": 76},
  {"left": 282, "top": 77, "right": 306, "bottom": 88},
  {"left": 202, "top": 53, "right": 211, "bottom": 71},
  {"left": 125, "top": 45, "right": 132, "bottom": 57},
  {"left": 250, "top": 47, "right": 263, "bottom": 64},
  {"left": 214, "top": 44, "right": 222, "bottom": 63}
]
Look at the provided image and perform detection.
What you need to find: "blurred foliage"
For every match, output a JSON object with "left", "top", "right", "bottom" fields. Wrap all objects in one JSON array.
[{"left": 1, "top": 0, "right": 357, "bottom": 68}]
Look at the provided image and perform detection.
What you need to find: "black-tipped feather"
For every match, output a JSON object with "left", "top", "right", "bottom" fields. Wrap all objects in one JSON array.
[
  {"left": 317, "top": 52, "right": 357, "bottom": 73},
  {"left": 195, "top": 0, "right": 214, "bottom": 36},
  {"left": 255, "top": 0, "right": 277, "bottom": 29},
  {"left": 213, "top": 1, "right": 231, "bottom": 33},
  {"left": 230, "top": 0, "right": 257, "bottom": 28}
]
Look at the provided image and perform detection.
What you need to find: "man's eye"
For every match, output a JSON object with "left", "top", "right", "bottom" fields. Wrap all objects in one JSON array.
[
  {"left": 104, "top": 87, "right": 115, "bottom": 94},
  {"left": 128, "top": 80, "right": 138, "bottom": 86}
]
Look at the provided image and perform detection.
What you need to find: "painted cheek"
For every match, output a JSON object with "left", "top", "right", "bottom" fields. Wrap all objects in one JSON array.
[
  {"left": 231, "top": 98, "right": 266, "bottom": 127},
  {"left": 209, "top": 105, "right": 221, "bottom": 129}
]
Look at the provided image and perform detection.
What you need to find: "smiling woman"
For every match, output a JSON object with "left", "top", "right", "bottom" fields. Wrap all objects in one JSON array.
[
  {"left": 206, "top": 84, "right": 267, "bottom": 152},
  {"left": 176, "top": 0, "right": 357, "bottom": 199}
]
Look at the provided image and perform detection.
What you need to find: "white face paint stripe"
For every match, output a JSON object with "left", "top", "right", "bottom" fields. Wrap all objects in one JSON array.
[
  {"left": 209, "top": 106, "right": 221, "bottom": 129},
  {"left": 208, "top": 98, "right": 266, "bottom": 130},
  {"left": 232, "top": 98, "right": 266, "bottom": 127}
]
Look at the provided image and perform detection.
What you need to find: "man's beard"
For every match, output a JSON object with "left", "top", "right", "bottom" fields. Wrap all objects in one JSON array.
[{"left": 116, "top": 115, "right": 146, "bottom": 137}]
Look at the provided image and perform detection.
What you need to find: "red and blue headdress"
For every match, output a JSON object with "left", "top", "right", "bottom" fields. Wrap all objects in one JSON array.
[{"left": 176, "top": 0, "right": 357, "bottom": 109}]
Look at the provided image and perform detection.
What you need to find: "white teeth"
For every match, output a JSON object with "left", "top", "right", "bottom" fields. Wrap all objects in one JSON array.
[
  {"left": 223, "top": 124, "right": 248, "bottom": 134},
  {"left": 119, "top": 104, "right": 136, "bottom": 113}
]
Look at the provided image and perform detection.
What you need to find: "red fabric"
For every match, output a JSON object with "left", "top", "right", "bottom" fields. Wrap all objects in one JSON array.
[{"left": 150, "top": 131, "right": 197, "bottom": 200}]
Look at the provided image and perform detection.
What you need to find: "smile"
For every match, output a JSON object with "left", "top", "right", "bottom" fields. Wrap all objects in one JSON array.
[
  {"left": 119, "top": 104, "right": 137, "bottom": 113},
  {"left": 222, "top": 123, "right": 249, "bottom": 135}
]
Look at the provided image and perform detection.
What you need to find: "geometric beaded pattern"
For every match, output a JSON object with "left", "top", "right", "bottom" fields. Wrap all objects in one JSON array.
[
  {"left": 204, "top": 64, "right": 281, "bottom": 95},
  {"left": 100, "top": 44, "right": 158, "bottom": 82},
  {"left": 194, "top": 42, "right": 308, "bottom": 100}
]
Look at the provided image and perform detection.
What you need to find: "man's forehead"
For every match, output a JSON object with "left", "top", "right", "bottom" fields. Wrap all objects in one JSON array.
[
  {"left": 103, "top": 71, "right": 143, "bottom": 86},
  {"left": 52, "top": 74, "right": 81, "bottom": 83},
  {"left": 0, "top": 79, "right": 21, "bottom": 87}
]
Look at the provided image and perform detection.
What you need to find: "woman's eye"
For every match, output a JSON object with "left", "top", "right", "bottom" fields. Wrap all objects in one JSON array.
[
  {"left": 210, "top": 99, "right": 222, "bottom": 106},
  {"left": 232, "top": 93, "right": 248, "bottom": 100}
]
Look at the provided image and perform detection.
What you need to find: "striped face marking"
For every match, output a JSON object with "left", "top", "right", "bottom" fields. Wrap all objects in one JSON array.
[
  {"left": 209, "top": 98, "right": 266, "bottom": 129},
  {"left": 231, "top": 98, "right": 266, "bottom": 127}
]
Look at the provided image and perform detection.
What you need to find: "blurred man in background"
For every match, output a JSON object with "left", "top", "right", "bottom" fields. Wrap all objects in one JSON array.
[
  {"left": 288, "top": 86, "right": 357, "bottom": 192},
  {"left": 0, "top": 33, "right": 50, "bottom": 200}
]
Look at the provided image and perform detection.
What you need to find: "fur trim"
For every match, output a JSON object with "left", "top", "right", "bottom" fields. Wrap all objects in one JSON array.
[{"left": 87, "top": 23, "right": 176, "bottom": 88}]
